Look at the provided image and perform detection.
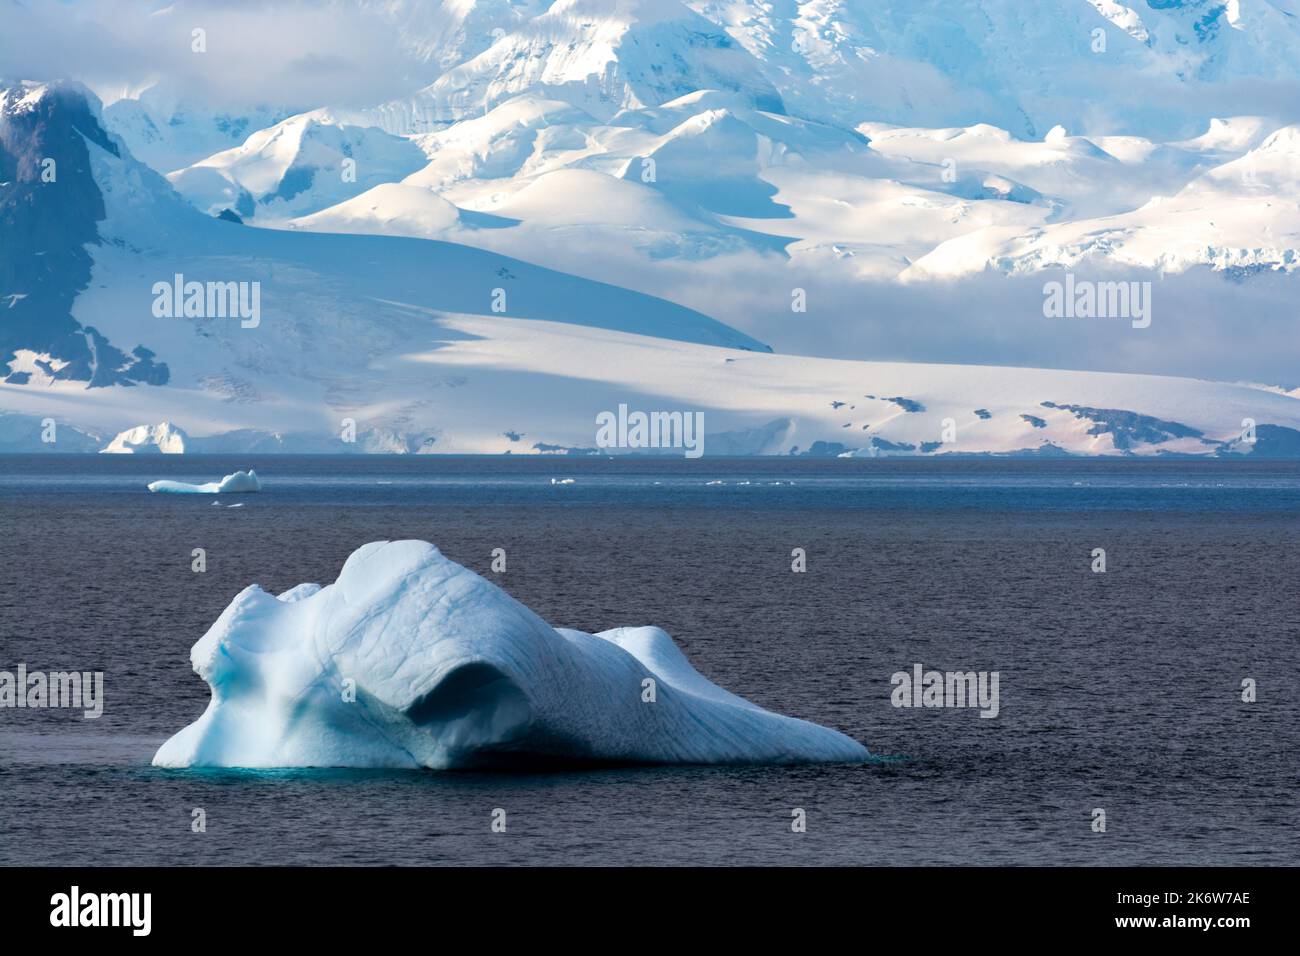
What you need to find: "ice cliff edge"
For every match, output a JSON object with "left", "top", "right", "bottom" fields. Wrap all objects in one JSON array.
[{"left": 153, "top": 540, "right": 867, "bottom": 769}]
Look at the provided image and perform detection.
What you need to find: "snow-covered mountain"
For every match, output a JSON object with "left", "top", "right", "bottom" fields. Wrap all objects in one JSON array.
[
  {"left": 171, "top": 84, "right": 1300, "bottom": 279},
  {"left": 0, "top": 82, "right": 173, "bottom": 390},
  {"left": 103, "top": 85, "right": 299, "bottom": 174},
  {"left": 692, "top": 0, "right": 1300, "bottom": 138},
  {"left": 352, "top": 0, "right": 1300, "bottom": 139},
  {"left": 903, "top": 123, "right": 1300, "bottom": 279},
  {"left": 4, "top": 2, "right": 1300, "bottom": 455},
  {"left": 365, "top": 0, "right": 786, "bottom": 132},
  {"left": 147, "top": 1, "right": 1300, "bottom": 292},
  {"left": 166, "top": 110, "right": 429, "bottom": 220},
  {"left": 1, "top": 83, "right": 775, "bottom": 447}
]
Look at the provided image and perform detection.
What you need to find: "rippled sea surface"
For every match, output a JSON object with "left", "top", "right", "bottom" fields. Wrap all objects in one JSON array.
[{"left": 1, "top": 456, "right": 1297, "bottom": 865}]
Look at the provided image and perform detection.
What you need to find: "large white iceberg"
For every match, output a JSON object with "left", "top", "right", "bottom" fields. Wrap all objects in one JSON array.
[
  {"left": 102, "top": 421, "right": 189, "bottom": 454},
  {"left": 153, "top": 540, "right": 868, "bottom": 769},
  {"left": 147, "top": 469, "right": 261, "bottom": 494}
]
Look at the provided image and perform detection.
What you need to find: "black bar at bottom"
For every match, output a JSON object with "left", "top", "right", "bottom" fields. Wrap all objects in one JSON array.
[{"left": 1, "top": 865, "right": 1280, "bottom": 941}]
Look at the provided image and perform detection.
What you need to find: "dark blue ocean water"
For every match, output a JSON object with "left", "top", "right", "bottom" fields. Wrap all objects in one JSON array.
[{"left": 1, "top": 456, "right": 1297, "bottom": 865}]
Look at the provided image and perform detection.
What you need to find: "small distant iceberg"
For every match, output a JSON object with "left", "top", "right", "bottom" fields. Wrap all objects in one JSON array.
[
  {"left": 153, "top": 540, "right": 867, "bottom": 769},
  {"left": 147, "top": 469, "right": 261, "bottom": 494}
]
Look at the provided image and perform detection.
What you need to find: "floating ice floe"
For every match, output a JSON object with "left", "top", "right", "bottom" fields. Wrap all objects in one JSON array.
[
  {"left": 153, "top": 540, "right": 867, "bottom": 769},
  {"left": 147, "top": 469, "right": 261, "bottom": 494}
]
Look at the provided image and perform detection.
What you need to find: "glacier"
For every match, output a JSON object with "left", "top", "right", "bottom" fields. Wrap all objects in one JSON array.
[
  {"left": 152, "top": 540, "right": 868, "bottom": 769},
  {"left": 147, "top": 470, "right": 261, "bottom": 494}
]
